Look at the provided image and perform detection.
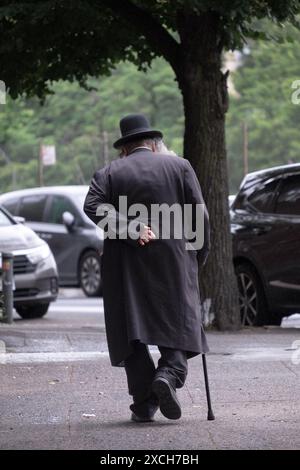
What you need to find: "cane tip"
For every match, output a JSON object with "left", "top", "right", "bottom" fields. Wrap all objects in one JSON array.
[{"left": 207, "top": 410, "right": 215, "bottom": 421}]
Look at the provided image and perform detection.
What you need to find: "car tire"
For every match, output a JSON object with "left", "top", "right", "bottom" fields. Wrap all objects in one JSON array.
[
  {"left": 235, "top": 263, "right": 268, "bottom": 326},
  {"left": 15, "top": 303, "right": 50, "bottom": 319},
  {"left": 79, "top": 250, "right": 102, "bottom": 297}
]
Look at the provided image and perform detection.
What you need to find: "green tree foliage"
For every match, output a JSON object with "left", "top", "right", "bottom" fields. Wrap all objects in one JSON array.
[
  {"left": 0, "top": 59, "right": 183, "bottom": 191},
  {"left": 1, "top": 1, "right": 299, "bottom": 100},
  {"left": 227, "top": 24, "right": 300, "bottom": 191},
  {"left": 3, "top": 27, "right": 300, "bottom": 195}
]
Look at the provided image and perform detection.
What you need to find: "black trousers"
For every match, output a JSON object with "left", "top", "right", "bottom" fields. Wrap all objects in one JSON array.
[{"left": 124, "top": 342, "right": 188, "bottom": 417}]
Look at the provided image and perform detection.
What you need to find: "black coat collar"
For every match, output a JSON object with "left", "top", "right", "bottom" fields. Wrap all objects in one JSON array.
[{"left": 128, "top": 147, "right": 152, "bottom": 156}]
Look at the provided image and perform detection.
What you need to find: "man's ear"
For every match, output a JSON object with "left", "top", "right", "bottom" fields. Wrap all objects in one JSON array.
[
  {"left": 151, "top": 142, "right": 156, "bottom": 152},
  {"left": 122, "top": 146, "right": 128, "bottom": 156}
]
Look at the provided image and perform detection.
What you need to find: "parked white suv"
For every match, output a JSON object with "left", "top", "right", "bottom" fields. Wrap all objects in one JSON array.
[{"left": 0, "top": 206, "right": 58, "bottom": 318}]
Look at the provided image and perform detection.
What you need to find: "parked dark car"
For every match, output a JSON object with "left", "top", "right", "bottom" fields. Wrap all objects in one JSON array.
[
  {"left": 0, "top": 187, "right": 104, "bottom": 297},
  {"left": 231, "top": 163, "right": 300, "bottom": 326},
  {"left": 0, "top": 205, "right": 58, "bottom": 318}
]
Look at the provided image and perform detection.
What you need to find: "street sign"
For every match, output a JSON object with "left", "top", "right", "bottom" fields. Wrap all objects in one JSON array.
[{"left": 41, "top": 145, "right": 56, "bottom": 166}]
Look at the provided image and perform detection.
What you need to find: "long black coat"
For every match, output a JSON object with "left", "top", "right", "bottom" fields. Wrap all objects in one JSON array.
[{"left": 84, "top": 148, "right": 210, "bottom": 366}]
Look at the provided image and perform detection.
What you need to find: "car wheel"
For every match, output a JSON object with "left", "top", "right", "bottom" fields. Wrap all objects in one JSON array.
[
  {"left": 235, "top": 263, "right": 267, "bottom": 326},
  {"left": 15, "top": 303, "right": 50, "bottom": 319},
  {"left": 79, "top": 250, "right": 102, "bottom": 297}
]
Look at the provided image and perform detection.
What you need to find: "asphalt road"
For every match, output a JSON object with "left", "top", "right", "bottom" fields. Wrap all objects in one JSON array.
[{"left": 0, "top": 289, "right": 300, "bottom": 450}]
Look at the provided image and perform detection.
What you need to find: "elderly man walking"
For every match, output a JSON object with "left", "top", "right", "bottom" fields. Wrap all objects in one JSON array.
[{"left": 84, "top": 114, "right": 210, "bottom": 422}]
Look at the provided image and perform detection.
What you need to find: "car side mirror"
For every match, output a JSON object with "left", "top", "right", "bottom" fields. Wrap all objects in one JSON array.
[
  {"left": 14, "top": 216, "right": 25, "bottom": 224},
  {"left": 62, "top": 211, "right": 75, "bottom": 230}
]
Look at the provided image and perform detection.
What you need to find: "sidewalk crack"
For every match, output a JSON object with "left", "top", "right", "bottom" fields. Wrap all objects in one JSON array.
[{"left": 280, "top": 360, "right": 298, "bottom": 377}]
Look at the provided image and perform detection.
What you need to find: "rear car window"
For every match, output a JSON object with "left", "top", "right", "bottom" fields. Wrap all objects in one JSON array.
[
  {"left": 234, "top": 178, "right": 279, "bottom": 213},
  {"left": 275, "top": 175, "right": 300, "bottom": 216},
  {"left": 19, "top": 195, "right": 47, "bottom": 222},
  {"left": 247, "top": 179, "right": 278, "bottom": 213}
]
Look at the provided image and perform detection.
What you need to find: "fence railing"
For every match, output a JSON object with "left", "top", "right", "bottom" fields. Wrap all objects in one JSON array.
[{"left": 0, "top": 252, "right": 14, "bottom": 324}]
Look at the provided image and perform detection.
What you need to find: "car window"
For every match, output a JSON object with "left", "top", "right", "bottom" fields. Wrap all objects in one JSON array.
[
  {"left": 275, "top": 175, "right": 300, "bottom": 216},
  {"left": 3, "top": 197, "right": 19, "bottom": 215},
  {"left": 247, "top": 179, "right": 279, "bottom": 213},
  {"left": 19, "top": 195, "right": 47, "bottom": 222},
  {"left": 0, "top": 209, "right": 13, "bottom": 226},
  {"left": 47, "top": 195, "right": 76, "bottom": 224}
]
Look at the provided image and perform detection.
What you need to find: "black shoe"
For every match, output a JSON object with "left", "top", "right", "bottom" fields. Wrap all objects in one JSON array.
[
  {"left": 152, "top": 377, "right": 181, "bottom": 420},
  {"left": 131, "top": 411, "right": 156, "bottom": 423}
]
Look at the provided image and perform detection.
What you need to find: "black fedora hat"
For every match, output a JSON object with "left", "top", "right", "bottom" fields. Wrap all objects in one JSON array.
[{"left": 113, "top": 114, "right": 163, "bottom": 149}]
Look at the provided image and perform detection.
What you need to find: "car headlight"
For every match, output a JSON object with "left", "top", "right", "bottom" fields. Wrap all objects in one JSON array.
[{"left": 26, "top": 244, "right": 51, "bottom": 264}]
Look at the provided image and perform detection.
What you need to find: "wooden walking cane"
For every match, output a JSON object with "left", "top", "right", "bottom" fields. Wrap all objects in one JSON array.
[{"left": 202, "top": 353, "right": 215, "bottom": 420}]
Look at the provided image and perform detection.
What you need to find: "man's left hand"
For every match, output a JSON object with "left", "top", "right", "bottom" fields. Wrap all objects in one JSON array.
[{"left": 138, "top": 225, "right": 156, "bottom": 246}]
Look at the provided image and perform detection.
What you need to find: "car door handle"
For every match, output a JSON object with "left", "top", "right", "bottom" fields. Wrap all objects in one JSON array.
[
  {"left": 38, "top": 233, "right": 53, "bottom": 240},
  {"left": 252, "top": 226, "right": 271, "bottom": 235}
]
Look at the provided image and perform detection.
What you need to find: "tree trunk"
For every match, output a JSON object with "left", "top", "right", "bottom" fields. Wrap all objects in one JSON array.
[{"left": 176, "top": 12, "right": 240, "bottom": 330}]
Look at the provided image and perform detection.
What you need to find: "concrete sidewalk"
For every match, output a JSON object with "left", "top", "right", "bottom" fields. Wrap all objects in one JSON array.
[{"left": 0, "top": 327, "right": 299, "bottom": 450}]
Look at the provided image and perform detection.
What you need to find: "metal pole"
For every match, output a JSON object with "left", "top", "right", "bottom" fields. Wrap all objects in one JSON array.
[
  {"left": 2, "top": 252, "right": 14, "bottom": 324},
  {"left": 202, "top": 354, "right": 215, "bottom": 421},
  {"left": 102, "top": 131, "right": 109, "bottom": 166},
  {"left": 38, "top": 143, "right": 44, "bottom": 187},
  {"left": 243, "top": 121, "right": 249, "bottom": 176}
]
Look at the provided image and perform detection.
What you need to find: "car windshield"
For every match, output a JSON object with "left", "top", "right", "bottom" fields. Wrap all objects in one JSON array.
[{"left": 0, "top": 209, "right": 13, "bottom": 227}]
